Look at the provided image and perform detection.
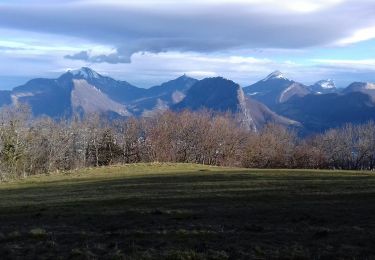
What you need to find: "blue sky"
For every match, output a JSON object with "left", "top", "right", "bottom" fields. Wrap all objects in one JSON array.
[{"left": 0, "top": 0, "right": 374, "bottom": 89}]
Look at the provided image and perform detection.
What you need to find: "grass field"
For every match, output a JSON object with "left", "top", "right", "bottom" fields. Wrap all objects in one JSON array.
[{"left": 0, "top": 163, "right": 374, "bottom": 259}]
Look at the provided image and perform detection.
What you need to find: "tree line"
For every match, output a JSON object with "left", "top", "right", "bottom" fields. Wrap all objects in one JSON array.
[{"left": 0, "top": 105, "right": 374, "bottom": 180}]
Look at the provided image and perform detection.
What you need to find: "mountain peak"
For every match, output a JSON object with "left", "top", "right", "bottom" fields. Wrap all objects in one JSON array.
[
  {"left": 347, "top": 82, "right": 375, "bottom": 90},
  {"left": 175, "top": 74, "right": 190, "bottom": 80},
  {"left": 173, "top": 76, "right": 242, "bottom": 114},
  {"left": 314, "top": 79, "right": 336, "bottom": 89},
  {"left": 263, "top": 71, "right": 287, "bottom": 81},
  {"left": 68, "top": 67, "right": 101, "bottom": 80}
]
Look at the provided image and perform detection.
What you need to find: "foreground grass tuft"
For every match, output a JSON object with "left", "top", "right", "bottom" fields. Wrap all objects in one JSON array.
[{"left": 29, "top": 228, "right": 47, "bottom": 238}]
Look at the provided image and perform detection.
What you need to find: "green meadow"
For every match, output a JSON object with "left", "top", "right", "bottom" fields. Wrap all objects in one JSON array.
[{"left": 0, "top": 163, "right": 374, "bottom": 259}]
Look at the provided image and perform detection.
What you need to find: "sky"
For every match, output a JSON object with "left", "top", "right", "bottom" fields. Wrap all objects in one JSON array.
[{"left": 0, "top": 0, "right": 375, "bottom": 89}]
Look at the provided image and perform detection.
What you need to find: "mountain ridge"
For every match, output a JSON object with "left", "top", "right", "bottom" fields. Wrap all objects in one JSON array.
[
  {"left": 243, "top": 71, "right": 312, "bottom": 109},
  {"left": 173, "top": 77, "right": 299, "bottom": 131},
  {"left": 1, "top": 67, "right": 375, "bottom": 134}
]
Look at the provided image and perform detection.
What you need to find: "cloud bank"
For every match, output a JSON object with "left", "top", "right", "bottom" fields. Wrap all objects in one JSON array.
[
  {"left": 0, "top": 0, "right": 374, "bottom": 89},
  {"left": 0, "top": 0, "right": 374, "bottom": 63}
]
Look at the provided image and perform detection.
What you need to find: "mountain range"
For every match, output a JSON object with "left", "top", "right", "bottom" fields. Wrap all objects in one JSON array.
[{"left": 1, "top": 67, "right": 375, "bottom": 134}]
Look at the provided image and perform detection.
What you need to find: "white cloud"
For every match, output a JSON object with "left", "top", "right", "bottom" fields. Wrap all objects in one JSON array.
[
  {"left": 85, "top": 0, "right": 344, "bottom": 13},
  {"left": 0, "top": 0, "right": 374, "bottom": 64},
  {"left": 186, "top": 71, "right": 218, "bottom": 78},
  {"left": 0, "top": 28, "right": 111, "bottom": 56},
  {"left": 58, "top": 51, "right": 303, "bottom": 87},
  {"left": 0, "top": 48, "right": 374, "bottom": 89},
  {"left": 336, "top": 26, "right": 375, "bottom": 45},
  {"left": 312, "top": 58, "right": 375, "bottom": 69},
  {"left": 0, "top": 0, "right": 375, "bottom": 89}
]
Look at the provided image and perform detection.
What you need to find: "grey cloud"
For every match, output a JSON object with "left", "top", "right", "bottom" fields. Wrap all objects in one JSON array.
[
  {"left": 1, "top": 1, "right": 375, "bottom": 63},
  {"left": 64, "top": 50, "right": 90, "bottom": 61},
  {"left": 64, "top": 50, "right": 133, "bottom": 64},
  {"left": 65, "top": 47, "right": 135, "bottom": 63},
  {"left": 86, "top": 52, "right": 132, "bottom": 64}
]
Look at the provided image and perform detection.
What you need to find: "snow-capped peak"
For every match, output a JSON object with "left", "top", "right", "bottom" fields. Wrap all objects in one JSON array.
[
  {"left": 315, "top": 79, "right": 336, "bottom": 89},
  {"left": 365, "top": 83, "right": 375, "bottom": 90},
  {"left": 68, "top": 67, "right": 101, "bottom": 79},
  {"left": 263, "top": 71, "right": 287, "bottom": 81}
]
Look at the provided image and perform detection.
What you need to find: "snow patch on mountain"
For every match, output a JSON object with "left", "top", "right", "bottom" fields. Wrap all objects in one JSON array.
[
  {"left": 365, "top": 83, "right": 375, "bottom": 90},
  {"left": 69, "top": 67, "right": 101, "bottom": 79},
  {"left": 262, "top": 71, "right": 287, "bottom": 81},
  {"left": 315, "top": 79, "right": 336, "bottom": 89}
]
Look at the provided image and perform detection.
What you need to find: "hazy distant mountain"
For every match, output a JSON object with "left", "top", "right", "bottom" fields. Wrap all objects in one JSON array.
[
  {"left": 145, "top": 74, "right": 197, "bottom": 98},
  {"left": 173, "top": 77, "right": 299, "bottom": 130},
  {"left": 10, "top": 68, "right": 137, "bottom": 118},
  {"left": 0, "top": 90, "right": 12, "bottom": 107},
  {"left": 7, "top": 70, "right": 297, "bottom": 130},
  {"left": 309, "top": 79, "right": 337, "bottom": 94},
  {"left": 276, "top": 91, "right": 375, "bottom": 133},
  {"left": 271, "top": 78, "right": 375, "bottom": 133},
  {"left": 63, "top": 67, "right": 146, "bottom": 103},
  {"left": 342, "top": 82, "right": 375, "bottom": 101},
  {"left": 243, "top": 71, "right": 311, "bottom": 109},
  {"left": 5, "top": 67, "right": 375, "bottom": 134},
  {"left": 129, "top": 75, "right": 198, "bottom": 116},
  {"left": 12, "top": 77, "right": 74, "bottom": 117},
  {"left": 6, "top": 68, "right": 198, "bottom": 118}
]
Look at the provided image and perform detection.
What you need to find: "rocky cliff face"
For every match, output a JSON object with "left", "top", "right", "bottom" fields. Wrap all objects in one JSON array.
[{"left": 173, "top": 77, "right": 298, "bottom": 131}]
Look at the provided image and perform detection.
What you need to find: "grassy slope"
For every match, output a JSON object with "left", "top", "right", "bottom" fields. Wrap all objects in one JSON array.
[{"left": 0, "top": 163, "right": 374, "bottom": 259}]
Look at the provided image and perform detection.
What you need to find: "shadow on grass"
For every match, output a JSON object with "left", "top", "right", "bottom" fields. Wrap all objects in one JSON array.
[{"left": 0, "top": 167, "right": 374, "bottom": 258}]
